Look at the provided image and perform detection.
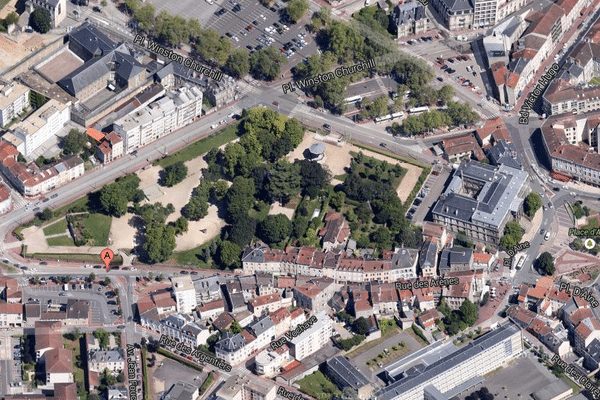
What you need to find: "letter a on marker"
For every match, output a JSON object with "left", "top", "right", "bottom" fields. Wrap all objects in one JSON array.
[{"left": 101, "top": 248, "right": 114, "bottom": 272}]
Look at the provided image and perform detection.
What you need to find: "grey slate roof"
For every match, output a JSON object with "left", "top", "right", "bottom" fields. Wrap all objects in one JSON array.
[
  {"left": 391, "top": 2, "right": 427, "bottom": 26},
  {"left": 443, "top": 0, "right": 473, "bottom": 12},
  {"left": 325, "top": 356, "right": 370, "bottom": 390},
  {"left": 163, "top": 382, "right": 199, "bottom": 400},
  {"left": 215, "top": 332, "right": 246, "bottom": 353},
  {"left": 391, "top": 248, "right": 418, "bottom": 270},
  {"left": 486, "top": 140, "right": 522, "bottom": 169},
  {"left": 419, "top": 240, "right": 438, "bottom": 269},
  {"left": 439, "top": 247, "right": 473, "bottom": 273},
  {"left": 247, "top": 315, "right": 274, "bottom": 337},
  {"left": 89, "top": 349, "right": 125, "bottom": 363},
  {"left": 432, "top": 160, "right": 528, "bottom": 229},
  {"left": 376, "top": 323, "right": 520, "bottom": 400},
  {"left": 68, "top": 22, "right": 118, "bottom": 60}
]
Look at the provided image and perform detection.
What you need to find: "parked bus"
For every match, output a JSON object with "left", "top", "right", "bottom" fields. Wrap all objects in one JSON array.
[
  {"left": 344, "top": 95, "right": 362, "bottom": 104},
  {"left": 409, "top": 106, "right": 430, "bottom": 115},
  {"left": 391, "top": 112, "right": 404, "bottom": 119},
  {"left": 516, "top": 255, "right": 527, "bottom": 270},
  {"left": 375, "top": 114, "right": 393, "bottom": 124}
]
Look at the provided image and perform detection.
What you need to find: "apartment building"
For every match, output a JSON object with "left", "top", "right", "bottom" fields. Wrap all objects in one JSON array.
[
  {"left": 431, "top": 160, "right": 528, "bottom": 244},
  {"left": 217, "top": 375, "right": 277, "bottom": 400},
  {"left": 473, "top": 0, "right": 498, "bottom": 28},
  {"left": 140, "top": 312, "right": 209, "bottom": 348},
  {"left": 171, "top": 275, "right": 197, "bottom": 315},
  {"left": 0, "top": 82, "right": 29, "bottom": 127},
  {"left": 0, "top": 301, "right": 22, "bottom": 326},
  {"left": 88, "top": 349, "right": 125, "bottom": 373},
  {"left": 288, "top": 311, "right": 333, "bottom": 361},
  {"left": 0, "top": 142, "right": 84, "bottom": 197},
  {"left": 325, "top": 356, "right": 373, "bottom": 400},
  {"left": 377, "top": 323, "right": 522, "bottom": 400},
  {"left": 215, "top": 315, "right": 276, "bottom": 365},
  {"left": 113, "top": 85, "right": 202, "bottom": 154},
  {"left": 540, "top": 111, "right": 600, "bottom": 185},
  {"left": 25, "top": 0, "right": 67, "bottom": 27},
  {"left": 390, "top": 2, "right": 429, "bottom": 38},
  {"left": 43, "top": 348, "right": 73, "bottom": 385},
  {"left": 4, "top": 99, "right": 70, "bottom": 156},
  {"left": 248, "top": 293, "right": 283, "bottom": 317},
  {"left": 430, "top": 0, "right": 474, "bottom": 31},
  {"left": 254, "top": 345, "right": 291, "bottom": 377},
  {"left": 96, "top": 131, "right": 124, "bottom": 164},
  {"left": 0, "top": 183, "right": 11, "bottom": 215}
]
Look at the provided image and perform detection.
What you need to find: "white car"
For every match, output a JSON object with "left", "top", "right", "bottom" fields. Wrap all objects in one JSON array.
[
  {"left": 233, "top": 36, "right": 239, "bottom": 42},
  {"left": 260, "top": 14, "right": 266, "bottom": 20}
]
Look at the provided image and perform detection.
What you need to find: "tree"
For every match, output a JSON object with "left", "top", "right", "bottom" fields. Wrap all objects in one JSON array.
[
  {"left": 162, "top": 161, "right": 188, "bottom": 187},
  {"left": 143, "top": 224, "right": 177, "bottom": 264},
  {"left": 285, "top": 0, "right": 309, "bottom": 23},
  {"left": 500, "top": 220, "right": 523, "bottom": 250},
  {"left": 4, "top": 12, "right": 19, "bottom": 26},
  {"left": 267, "top": 160, "right": 301, "bottom": 205},
  {"left": 88, "top": 273, "right": 96, "bottom": 282},
  {"left": 459, "top": 299, "right": 478, "bottom": 326},
  {"left": 225, "top": 49, "right": 250, "bottom": 79},
  {"left": 330, "top": 191, "right": 346, "bottom": 211},
  {"left": 538, "top": 252, "right": 555, "bottom": 275},
  {"left": 229, "top": 217, "right": 257, "bottom": 247},
  {"left": 61, "top": 129, "right": 86, "bottom": 155},
  {"left": 225, "top": 177, "right": 256, "bottom": 223},
  {"left": 259, "top": 214, "right": 292, "bottom": 243},
  {"left": 524, "top": 192, "right": 542, "bottom": 217},
  {"left": 229, "top": 320, "right": 243, "bottom": 334},
  {"left": 353, "top": 317, "right": 369, "bottom": 335},
  {"left": 438, "top": 85, "right": 455, "bottom": 105},
  {"left": 172, "top": 216, "right": 189, "bottom": 235},
  {"left": 30, "top": 8, "right": 52, "bottom": 34},
  {"left": 39, "top": 207, "right": 53, "bottom": 221},
  {"left": 196, "top": 28, "right": 232, "bottom": 64},
  {"left": 135, "top": 3, "right": 156, "bottom": 33},
  {"left": 218, "top": 240, "right": 241, "bottom": 268},
  {"left": 371, "top": 227, "right": 392, "bottom": 249},
  {"left": 103, "top": 277, "right": 111, "bottom": 286},
  {"left": 93, "top": 329, "right": 110, "bottom": 349},
  {"left": 369, "top": 95, "right": 389, "bottom": 118},
  {"left": 249, "top": 46, "right": 286, "bottom": 80},
  {"left": 296, "top": 160, "right": 331, "bottom": 197},
  {"left": 183, "top": 182, "right": 210, "bottom": 221},
  {"left": 212, "top": 180, "right": 229, "bottom": 200}
]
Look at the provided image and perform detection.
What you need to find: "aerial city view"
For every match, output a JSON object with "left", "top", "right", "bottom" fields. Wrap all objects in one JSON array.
[{"left": 3, "top": 0, "right": 600, "bottom": 398}]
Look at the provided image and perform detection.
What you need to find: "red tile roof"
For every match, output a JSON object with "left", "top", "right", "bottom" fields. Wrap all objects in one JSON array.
[{"left": 86, "top": 128, "right": 105, "bottom": 142}]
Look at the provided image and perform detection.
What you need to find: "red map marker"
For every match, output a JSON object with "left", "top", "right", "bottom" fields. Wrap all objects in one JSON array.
[{"left": 101, "top": 248, "right": 114, "bottom": 272}]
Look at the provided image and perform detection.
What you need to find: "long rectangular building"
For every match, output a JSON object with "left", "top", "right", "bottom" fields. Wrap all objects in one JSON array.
[{"left": 377, "top": 323, "right": 523, "bottom": 400}]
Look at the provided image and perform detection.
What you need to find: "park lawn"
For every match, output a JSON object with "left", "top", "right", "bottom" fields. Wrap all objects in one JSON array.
[
  {"left": 248, "top": 201, "right": 270, "bottom": 222},
  {"left": 47, "top": 235, "right": 75, "bottom": 246},
  {"left": 27, "top": 252, "right": 122, "bottom": 264},
  {"left": 43, "top": 219, "right": 68, "bottom": 236},
  {"left": 63, "top": 338, "right": 85, "bottom": 390},
  {"left": 82, "top": 213, "right": 112, "bottom": 246},
  {"left": 174, "top": 239, "right": 215, "bottom": 268},
  {"left": 158, "top": 123, "right": 240, "bottom": 168},
  {"left": 297, "top": 371, "right": 341, "bottom": 400}
]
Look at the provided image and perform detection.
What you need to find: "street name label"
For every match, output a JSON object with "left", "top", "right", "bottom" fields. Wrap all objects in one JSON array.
[
  {"left": 552, "top": 354, "right": 600, "bottom": 397},
  {"left": 271, "top": 315, "right": 318, "bottom": 350},
  {"left": 158, "top": 335, "right": 232, "bottom": 372},
  {"left": 395, "top": 277, "right": 459, "bottom": 290},
  {"left": 126, "top": 344, "right": 138, "bottom": 400},
  {"left": 559, "top": 282, "right": 599, "bottom": 307}
]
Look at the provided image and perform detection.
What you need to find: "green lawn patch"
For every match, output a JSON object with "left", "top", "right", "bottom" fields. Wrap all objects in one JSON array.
[
  {"left": 199, "top": 372, "right": 215, "bottom": 395},
  {"left": 63, "top": 338, "right": 85, "bottom": 390},
  {"left": 142, "top": 346, "right": 149, "bottom": 400},
  {"left": 43, "top": 219, "right": 68, "bottom": 236},
  {"left": 297, "top": 370, "right": 341, "bottom": 400},
  {"left": 351, "top": 142, "right": 430, "bottom": 169},
  {"left": 157, "top": 348, "right": 203, "bottom": 372},
  {"left": 26, "top": 252, "right": 122, "bottom": 265},
  {"left": 174, "top": 238, "right": 217, "bottom": 267},
  {"left": 591, "top": 77, "right": 600, "bottom": 86},
  {"left": 82, "top": 213, "right": 112, "bottom": 246},
  {"left": 47, "top": 235, "right": 75, "bottom": 246},
  {"left": 158, "top": 123, "right": 240, "bottom": 168}
]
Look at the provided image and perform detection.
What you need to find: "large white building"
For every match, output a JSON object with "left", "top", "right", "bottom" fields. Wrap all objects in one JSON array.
[
  {"left": 0, "top": 183, "right": 11, "bottom": 215},
  {"left": 3, "top": 99, "right": 70, "bottom": 157},
  {"left": 215, "top": 315, "right": 276, "bottom": 365},
  {"left": 377, "top": 323, "right": 522, "bottom": 400},
  {"left": 171, "top": 276, "right": 197, "bottom": 315},
  {"left": 113, "top": 85, "right": 202, "bottom": 154},
  {"left": 288, "top": 311, "right": 333, "bottom": 361},
  {"left": 0, "top": 82, "right": 30, "bottom": 127}
]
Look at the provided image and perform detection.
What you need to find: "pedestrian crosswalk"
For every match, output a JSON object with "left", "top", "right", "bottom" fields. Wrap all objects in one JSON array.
[{"left": 236, "top": 82, "right": 261, "bottom": 97}]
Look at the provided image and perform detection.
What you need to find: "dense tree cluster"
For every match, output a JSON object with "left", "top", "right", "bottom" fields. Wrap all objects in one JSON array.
[
  {"left": 537, "top": 252, "right": 555, "bottom": 275},
  {"left": 182, "top": 181, "right": 211, "bottom": 221},
  {"left": 99, "top": 174, "right": 144, "bottom": 217},
  {"left": 499, "top": 220, "right": 524, "bottom": 250},
  {"left": 161, "top": 161, "right": 188, "bottom": 187},
  {"left": 225, "top": 49, "right": 250, "bottom": 79},
  {"left": 249, "top": 46, "right": 286, "bottom": 81},
  {"left": 352, "top": 5, "right": 390, "bottom": 36},
  {"left": 524, "top": 192, "right": 542, "bottom": 217},
  {"left": 400, "top": 102, "right": 479, "bottom": 136},
  {"left": 259, "top": 214, "right": 292, "bottom": 244},
  {"left": 30, "top": 8, "right": 52, "bottom": 34},
  {"left": 285, "top": 0, "right": 309, "bottom": 23},
  {"left": 437, "top": 299, "right": 479, "bottom": 336}
]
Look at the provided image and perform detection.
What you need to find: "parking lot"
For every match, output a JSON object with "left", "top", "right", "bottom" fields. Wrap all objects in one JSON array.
[
  {"left": 204, "top": 0, "right": 316, "bottom": 68},
  {"left": 23, "top": 281, "right": 118, "bottom": 325}
]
